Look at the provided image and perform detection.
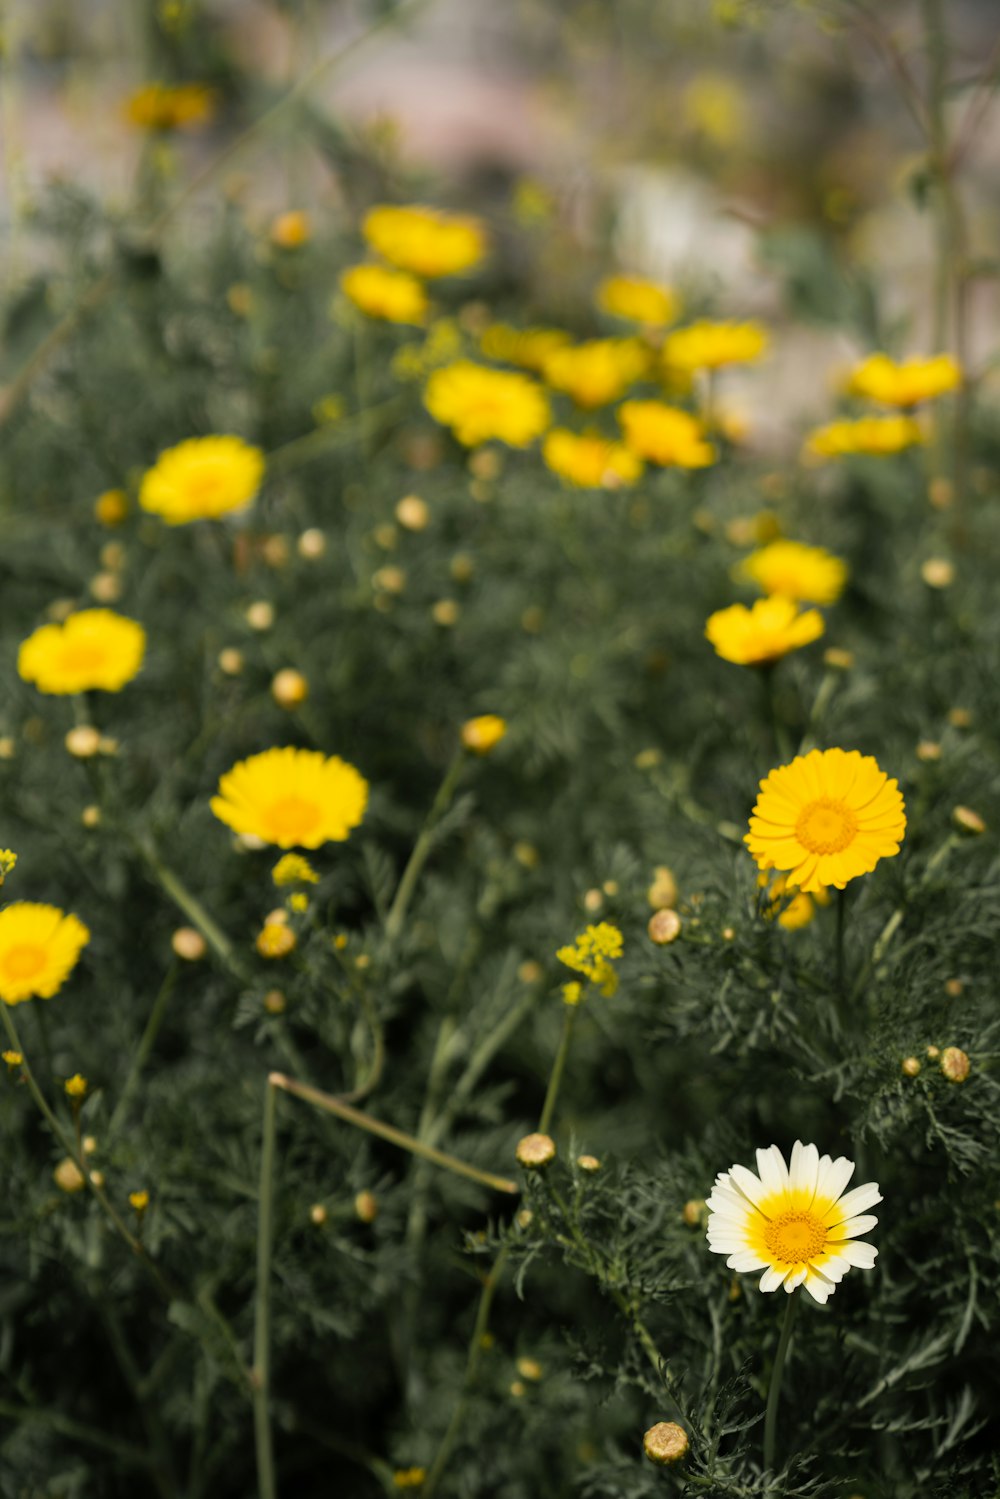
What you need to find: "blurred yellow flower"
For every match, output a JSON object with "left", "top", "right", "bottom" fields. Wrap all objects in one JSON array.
[
  {"left": 848, "top": 353, "right": 960, "bottom": 408},
  {"left": 736, "top": 540, "right": 847, "bottom": 606},
  {"left": 272, "top": 854, "right": 319, "bottom": 886},
  {"left": 270, "top": 210, "right": 311, "bottom": 248},
  {"left": 257, "top": 921, "right": 297, "bottom": 958},
  {"left": 424, "top": 362, "right": 550, "bottom": 448},
  {"left": 556, "top": 923, "right": 623, "bottom": 998},
  {"left": 94, "top": 489, "right": 129, "bottom": 526},
  {"left": 211, "top": 747, "right": 369, "bottom": 849},
  {"left": 140, "top": 436, "right": 265, "bottom": 525},
  {"left": 0, "top": 904, "right": 90, "bottom": 1006},
  {"left": 759, "top": 872, "right": 829, "bottom": 931},
  {"left": 124, "top": 82, "right": 215, "bottom": 132},
  {"left": 363, "top": 204, "right": 486, "bottom": 278},
  {"left": 746, "top": 748, "right": 906, "bottom": 893},
  {"left": 18, "top": 609, "right": 146, "bottom": 694},
  {"left": 64, "top": 1074, "right": 88, "bottom": 1099},
  {"left": 663, "top": 320, "right": 768, "bottom": 372},
  {"left": 129, "top": 1190, "right": 150, "bottom": 1212},
  {"left": 706, "top": 596, "right": 824, "bottom": 665},
  {"left": 683, "top": 74, "right": 746, "bottom": 146},
  {"left": 543, "top": 339, "right": 650, "bottom": 409},
  {"left": 542, "top": 429, "right": 642, "bottom": 489},
  {"left": 804, "top": 415, "right": 924, "bottom": 460},
  {"left": 618, "top": 401, "right": 715, "bottom": 467},
  {"left": 480, "top": 324, "right": 571, "bottom": 373},
  {"left": 0, "top": 851, "right": 18, "bottom": 885},
  {"left": 461, "top": 715, "right": 507, "bottom": 754},
  {"left": 340, "top": 264, "right": 428, "bottom": 325},
  {"left": 597, "top": 275, "right": 679, "bottom": 328}
]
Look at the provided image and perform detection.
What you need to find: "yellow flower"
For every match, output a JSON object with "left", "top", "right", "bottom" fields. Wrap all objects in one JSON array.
[
  {"left": 683, "top": 74, "right": 746, "bottom": 146},
  {"left": 0, "top": 851, "right": 17, "bottom": 885},
  {"left": 461, "top": 715, "right": 507, "bottom": 754},
  {"left": 480, "top": 324, "right": 572, "bottom": 373},
  {"left": 2, "top": 1049, "right": 22, "bottom": 1068},
  {"left": 362, "top": 204, "right": 486, "bottom": 278},
  {"left": 18, "top": 610, "right": 146, "bottom": 694},
  {"left": 663, "top": 320, "right": 768, "bottom": 372},
  {"left": 562, "top": 981, "right": 583, "bottom": 1006},
  {"left": 707, "top": 1140, "right": 880, "bottom": 1304},
  {"left": 542, "top": 429, "right": 642, "bottom": 489},
  {"left": 705, "top": 596, "right": 824, "bottom": 666},
  {"left": 288, "top": 892, "right": 309, "bottom": 914},
  {"left": 0, "top": 903, "right": 90, "bottom": 1005},
  {"left": 392, "top": 1469, "right": 427, "bottom": 1490},
  {"left": 424, "top": 362, "right": 550, "bottom": 448},
  {"left": 618, "top": 401, "right": 715, "bottom": 468},
  {"left": 270, "top": 210, "right": 311, "bottom": 248},
  {"left": 543, "top": 339, "right": 650, "bottom": 409},
  {"left": 124, "top": 82, "right": 215, "bottom": 132},
  {"left": 848, "top": 353, "right": 961, "bottom": 408},
  {"left": 140, "top": 436, "right": 265, "bottom": 525},
  {"left": 257, "top": 921, "right": 297, "bottom": 958},
  {"left": 746, "top": 748, "right": 906, "bottom": 893},
  {"left": 340, "top": 264, "right": 428, "bottom": 325},
  {"left": 556, "top": 923, "right": 623, "bottom": 998},
  {"left": 804, "top": 415, "right": 924, "bottom": 461},
  {"left": 64, "top": 1074, "right": 88, "bottom": 1099},
  {"left": 759, "top": 872, "right": 828, "bottom": 931},
  {"left": 211, "top": 747, "right": 369, "bottom": 849},
  {"left": 95, "top": 489, "right": 129, "bottom": 526},
  {"left": 272, "top": 854, "right": 319, "bottom": 886},
  {"left": 596, "top": 275, "right": 679, "bottom": 328},
  {"left": 736, "top": 541, "right": 847, "bottom": 606},
  {"left": 129, "top": 1190, "right": 150, "bottom": 1212}
]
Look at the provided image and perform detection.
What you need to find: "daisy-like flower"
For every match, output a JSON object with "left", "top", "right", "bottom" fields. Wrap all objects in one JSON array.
[
  {"left": 362, "top": 204, "right": 486, "bottom": 279},
  {"left": 424, "top": 361, "right": 550, "bottom": 448},
  {"left": 663, "top": 320, "right": 768, "bottom": 373},
  {"left": 0, "top": 903, "right": 91, "bottom": 1005},
  {"left": 542, "top": 429, "right": 642, "bottom": 489},
  {"left": 617, "top": 400, "right": 715, "bottom": 468},
  {"left": 18, "top": 609, "right": 146, "bottom": 694},
  {"left": 746, "top": 747, "right": 906, "bottom": 893},
  {"left": 543, "top": 339, "right": 650, "bottom": 409},
  {"left": 211, "top": 747, "right": 369, "bottom": 849},
  {"left": 735, "top": 540, "right": 847, "bottom": 606},
  {"left": 705, "top": 596, "right": 824, "bottom": 666},
  {"left": 804, "top": 415, "right": 924, "bottom": 461},
  {"left": 707, "top": 1140, "right": 880, "bottom": 1303},
  {"left": 140, "top": 436, "right": 265, "bottom": 525},
  {"left": 339, "top": 264, "right": 428, "bottom": 325},
  {"left": 596, "top": 274, "right": 679, "bottom": 328},
  {"left": 848, "top": 353, "right": 960, "bottom": 408},
  {"left": 479, "top": 324, "right": 572, "bottom": 374}
]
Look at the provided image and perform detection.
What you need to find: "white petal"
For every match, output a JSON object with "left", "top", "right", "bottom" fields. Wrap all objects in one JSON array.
[
  {"left": 759, "top": 1265, "right": 791, "bottom": 1293},
  {"left": 756, "top": 1144, "right": 790, "bottom": 1198},
  {"left": 784, "top": 1265, "right": 808, "bottom": 1291},
  {"left": 816, "top": 1153, "right": 855, "bottom": 1204},
  {"left": 838, "top": 1241, "right": 878, "bottom": 1269},
  {"left": 709, "top": 1238, "right": 754, "bottom": 1254},
  {"left": 789, "top": 1141, "right": 819, "bottom": 1198},
  {"left": 730, "top": 1163, "right": 768, "bottom": 1208},
  {"left": 815, "top": 1254, "right": 849, "bottom": 1283},
  {"left": 829, "top": 1214, "right": 878, "bottom": 1240},
  {"left": 802, "top": 1268, "right": 835, "bottom": 1304},
  {"left": 727, "top": 1251, "right": 769, "bottom": 1271},
  {"left": 830, "top": 1182, "right": 881, "bottom": 1220},
  {"left": 710, "top": 1182, "right": 754, "bottom": 1211}
]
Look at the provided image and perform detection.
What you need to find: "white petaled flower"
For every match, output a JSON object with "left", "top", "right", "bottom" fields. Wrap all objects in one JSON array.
[{"left": 706, "top": 1141, "right": 880, "bottom": 1304}]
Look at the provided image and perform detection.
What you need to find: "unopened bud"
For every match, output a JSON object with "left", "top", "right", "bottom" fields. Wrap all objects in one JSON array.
[
  {"left": 431, "top": 599, "right": 460, "bottom": 626},
  {"left": 172, "top": 927, "right": 207, "bottom": 961},
  {"left": 396, "top": 495, "right": 430, "bottom": 530},
  {"left": 916, "top": 740, "right": 941, "bottom": 762},
  {"left": 355, "top": 1190, "right": 378, "bottom": 1223},
  {"left": 65, "top": 725, "right": 101, "bottom": 758},
  {"left": 577, "top": 1154, "right": 601, "bottom": 1172},
  {"left": 682, "top": 1199, "right": 705, "bottom": 1226},
  {"left": 647, "top": 866, "right": 678, "bottom": 910},
  {"left": 54, "top": 1158, "right": 86, "bottom": 1193},
  {"left": 82, "top": 805, "right": 101, "bottom": 828},
  {"left": 516, "top": 1133, "right": 556, "bottom": 1169},
  {"left": 921, "top": 557, "right": 954, "bottom": 589},
  {"left": 517, "top": 960, "right": 543, "bottom": 985},
  {"left": 245, "top": 601, "right": 274, "bottom": 631},
  {"left": 263, "top": 989, "right": 287, "bottom": 1014},
  {"left": 271, "top": 669, "right": 309, "bottom": 708},
  {"left": 952, "top": 805, "right": 986, "bottom": 835},
  {"left": 583, "top": 888, "right": 603, "bottom": 913},
  {"left": 219, "top": 648, "right": 243, "bottom": 675},
  {"left": 516, "top": 1356, "right": 543, "bottom": 1381},
  {"left": 297, "top": 528, "right": 326, "bottom": 559},
  {"left": 822, "top": 647, "right": 854, "bottom": 671},
  {"left": 643, "top": 1421, "right": 689, "bottom": 1465},
  {"left": 901, "top": 1056, "right": 921, "bottom": 1078},
  {"left": 648, "top": 908, "right": 682, "bottom": 945},
  {"left": 940, "top": 1046, "right": 970, "bottom": 1083},
  {"left": 310, "top": 1203, "right": 327, "bottom": 1225}
]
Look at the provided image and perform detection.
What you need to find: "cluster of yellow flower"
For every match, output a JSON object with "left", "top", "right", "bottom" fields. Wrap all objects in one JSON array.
[
  {"left": 804, "top": 353, "right": 960, "bottom": 461},
  {"left": 340, "top": 205, "right": 488, "bottom": 327},
  {"left": 706, "top": 538, "right": 846, "bottom": 666}
]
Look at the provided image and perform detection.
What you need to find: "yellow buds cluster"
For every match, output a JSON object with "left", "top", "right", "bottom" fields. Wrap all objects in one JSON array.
[{"left": 556, "top": 923, "right": 624, "bottom": 997}]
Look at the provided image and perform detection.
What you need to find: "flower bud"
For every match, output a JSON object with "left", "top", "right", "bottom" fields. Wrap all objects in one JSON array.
[
  {"left": 271, "top": 669, "right": 309, "bottom": 708},
  {"left": 263, "top": 989, "right": 287, "bottom": 1014},
  {"left": 648, "top": 908, "right": 682, "bottom": 945},
  {"left": 647, "top": 865, "right": 678, "bottom": 910},
  {"left": 940, "top": 1046, "right": 970, "bottom": 1083},
  {"left": 822, "top": 647, "right": 854, "bottom": 671},
  {"left": 219, "top": 648, "right": 243, "bottom": 675},
  {"left": 297, "top": 528, "right": 326, "bottom": 559},
  {"left": 921, "top": 557, "right": 954, "bottom": 588},
  {"left": 901, "top": 1056, "right": 921, "bottom": 1078},
  {"left": 577, "top": 1154, "right": 601, "bottom": 1172},
  {"left": 90, "top": 571, "right": 122, "bottom": 603},
  {"left": 583, "top": 888, "right": 603, "bottom": 913},
  {"left": 396, "top": 495, "right": 430, "bottom": 530},
  {"left": 516, "top": 1356, "right": 543, "bottom": 1381},
  {"left": 952, "top": 805, "right": 986, "bottom": 835},
  {"left": 461, "top": 715, "right": 507, "bottom": 754},
  {"left": 270, "top": 210, "right": 310, "bottom": 248},
  {"left": 373, "top": 565, "right": 405, "bottom": 593},
  {"left": 682, "top": 1199, "right": 705, "bottom": 1226},
  {"left": 65, "top": 725, "right": 101, "bottom": 758},
  {"left": 172, "top": 927, "right": 207, "bottom": 961},
  {"left": 944, "top": 978, "right": 963, "bottom": 998},
  {"left": 245, "top": 601, "right": 274, "bottom": 631},
  {"left": 95, "top": 490, "right": 129, "bottom": 526},
  {"left": 309, "top": 1204, "right": 327, "bottom": 1225},
  {"left": 54, "top": 1158, "right": 86, "bottom": 1193},
  {"left": 515, "top": 1133, "right": 556, "bottom": 1169},
  {"left": 948, "top": 707, "right": 972, "bottom": 729},
  {"left": 354, "top": 1190, "right": 378, "bottom": 1223},
  {"left": 643, "top": 1421, "right": 689, "bottom": 1465},
  {"left": 82, "top": 805, "right": 101, "bottom": 828},
  {"left": 517, "top": 960, "right": 543, "bottom": 985}
]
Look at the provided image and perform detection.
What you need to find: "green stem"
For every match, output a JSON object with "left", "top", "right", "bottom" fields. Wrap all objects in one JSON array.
[
  {"left": 385, "top": 751, "right": 466, "bottom": 943},
  {"left": 763, "top": 1291, "right": 798, "bottom": 1479},
  {"left": 759, "top": 664, "right": 791, "bottom": 763},
  {"left": 109, "top": 962, "right": 180, "bottom": 1137},
  {"left": 269, "top": 1072, "right": 518, "bottom": 1195},
  {"left": 253, "top": 1080, "right": 279, "bottom": 1499},
  {"left": 835, "top": 886, "right": 848, "bottom": 999},
  {"left": 138, "top": 839, "right": 246, "bottom": 979},
  {"left": 539, "top": 1004, "right": 578, "bottom": 1135}
]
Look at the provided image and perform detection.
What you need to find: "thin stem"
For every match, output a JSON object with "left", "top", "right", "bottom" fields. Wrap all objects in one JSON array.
[
  {"left": 759, "top": 664, "right": 791, "bottom": 763},
  {"left": 539, "top": 1004, "right": 578, "bottom": 1136},
  {"left": 385, "top": 751, "right": 466, "bottom": 943},
  {"left": 138, "top": 839, "right": 246, "bottom": 979},
  {"left": 835, "top": 887, "right": 848, "bottom": 999},
  {"left": 763, "top": 1291, "right": 798, "bottom": 1480},
  {"left": 269, "top": 1073, "right": 518, "bottom": 1195},
  {"left": 253, "top": 1080, "right": 279, "bottom": 1499},
  {"left": 109, "top": 962, "right": 180, "bottom": 1136}
]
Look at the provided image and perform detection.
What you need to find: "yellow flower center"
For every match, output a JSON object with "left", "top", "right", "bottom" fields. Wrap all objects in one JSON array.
[
  {"left": 764, "top": 1210, "right": 827, "bottom": 1262},
  {"left": 796, "top": 797, "right": 858, "bottom": 855},
  {"left": 266, "top": 796, "right": 322, "bottom": 843},
  {"left": 59, "top": 644, "right": 106, "bottom": 675},
  {"left": 2, "top": 944, "right": 47, "bottom": 981}
]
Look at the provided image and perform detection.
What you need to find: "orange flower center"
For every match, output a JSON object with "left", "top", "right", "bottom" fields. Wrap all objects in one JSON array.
[
  {"left": 2, "top": 944, "right": 47, "bottom": 982},
  {"left": 266, "top": 796, "right": 322, "bottom": 844},
  {"left": 796, "top": 797, "right": 857, "bottom": 855},
  {"left": 764, "top": 1210, "right": 827, "bottom": 1263}
]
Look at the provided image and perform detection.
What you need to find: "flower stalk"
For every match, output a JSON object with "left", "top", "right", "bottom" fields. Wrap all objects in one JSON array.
[{"left": 763, "top": 1290, "right": 798, "bottom": 1480}]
